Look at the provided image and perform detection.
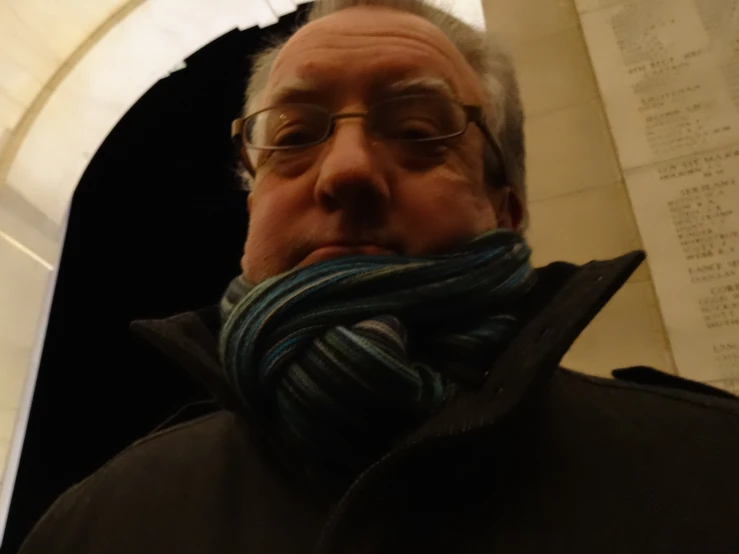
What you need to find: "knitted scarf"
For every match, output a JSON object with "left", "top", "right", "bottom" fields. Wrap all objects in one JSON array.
[{"left": 219, "top": 229, "right": 536, "bottom": 469}]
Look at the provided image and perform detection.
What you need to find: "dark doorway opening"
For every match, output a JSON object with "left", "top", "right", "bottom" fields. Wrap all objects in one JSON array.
[{"left": 2, "top": 7, "right": 308, "bottom": 552}]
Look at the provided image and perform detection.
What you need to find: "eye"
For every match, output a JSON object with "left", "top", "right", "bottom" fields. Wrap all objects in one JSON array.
[
  {"left": 396, "top": 121, "right": 439, "bottom": 141},
  {"left": 377, "top": 113, "right": 444, "bottom": 142},
  {"left": 273, "top": 124, "right": 322, "bottom": 147}
]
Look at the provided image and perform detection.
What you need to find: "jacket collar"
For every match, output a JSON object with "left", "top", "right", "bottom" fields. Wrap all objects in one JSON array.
[
  {"left": 130, "top": 304, "right": 245, "bottom": 415},
  {"left": 130, "top": 251, "right": 646, "bottom": 434}
]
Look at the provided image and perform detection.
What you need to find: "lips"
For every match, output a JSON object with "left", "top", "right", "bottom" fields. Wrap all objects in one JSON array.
[{"left": 298, "top": 244, "right": 396, "bottom": 268}]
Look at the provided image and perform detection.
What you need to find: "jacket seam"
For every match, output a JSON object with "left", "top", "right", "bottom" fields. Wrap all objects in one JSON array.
[
  {"left": 42, "top": 412, "right": 229, "bottom": 519},
  {"left": 560, "top": 368, "right": 739, "bottom": 417},
  {"left": 132, "top": 409, "right": 228, "bottom": 445},
  {"left": 20, "top": 410, "right": 231, "bottom": 550}
]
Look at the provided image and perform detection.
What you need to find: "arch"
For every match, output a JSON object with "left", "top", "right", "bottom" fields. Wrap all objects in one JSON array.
[{"left": 4, "top": 0, "right": 484, "bottom": 239}]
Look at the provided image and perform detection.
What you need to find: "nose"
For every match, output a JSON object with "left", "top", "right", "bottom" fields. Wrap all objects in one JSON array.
[{"left": 313, "top": 117, "right": 391, "bottom": 215}]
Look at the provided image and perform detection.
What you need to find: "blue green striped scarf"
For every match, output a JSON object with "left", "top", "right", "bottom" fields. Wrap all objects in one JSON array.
[{"left": 219, "top": 229, "right": 536, "bottom": 469}]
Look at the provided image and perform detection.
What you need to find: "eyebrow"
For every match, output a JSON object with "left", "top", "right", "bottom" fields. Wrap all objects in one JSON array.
[
  {"left": 380, "top": 77, "right": 458, "bottom": 100},
  {"left": 266, "top": 78, "right": 327, "bottom": 107},
  {"left": 264, "top": 75, "right": 459, "bottom": 111}
]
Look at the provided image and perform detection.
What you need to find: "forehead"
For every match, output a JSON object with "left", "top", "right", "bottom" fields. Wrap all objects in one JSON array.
[{"left": 263, "top": 6, "right": 484, "bottom": 106}]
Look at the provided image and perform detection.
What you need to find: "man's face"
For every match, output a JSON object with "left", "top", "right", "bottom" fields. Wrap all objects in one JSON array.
[{"left": 242, "top": 6, "right": 512, "bottom": 283}]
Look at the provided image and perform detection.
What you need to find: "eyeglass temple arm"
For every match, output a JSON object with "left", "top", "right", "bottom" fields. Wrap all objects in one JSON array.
[
  {"left": 231, "top": 118, "right": 255, "bottom": 177},
  {"left": 464, "top": 106, "right": 509, "bottom": 190},
  {"left": 231, "top": 118, "right": 245, "bottom": 139}
]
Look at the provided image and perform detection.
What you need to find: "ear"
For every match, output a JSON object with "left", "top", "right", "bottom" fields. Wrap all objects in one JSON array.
[
  {"left": 504, "top": 189, "right": 524, "bottom": 231},
  {"left": 247, "top": 192, "right": 253, "bottom": 215},
  {"left": 490, "top": 187, "right": 524, "bottom": 231}
]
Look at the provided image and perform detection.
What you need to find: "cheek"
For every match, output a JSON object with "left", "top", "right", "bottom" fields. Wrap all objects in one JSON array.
[
  {"left": 242, "top": 186, "right": 306, "bottom": 280},
  {"left": 395, "top": 173, "right": 498, "bottom": 253},
  {"left": 408, "top": 182, "right": 496, "bottom": 227},
  {"left": 248, "top": 175, "right": 310, "bottom": 242},
  {"left": 405, "top": 140, "right": 493, "bottom": 226}
]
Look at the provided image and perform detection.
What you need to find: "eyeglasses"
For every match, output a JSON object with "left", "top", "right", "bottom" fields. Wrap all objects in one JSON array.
[{"left": 231, "top": 94, "right": 507, "bottom": 184}]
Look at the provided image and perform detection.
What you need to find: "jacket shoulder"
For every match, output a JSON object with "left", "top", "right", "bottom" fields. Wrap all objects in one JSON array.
[
  {"left": 558, "top": 367, "right": 739, "bottom": 414},
  {"left": 19, "top": 411, "right": 244, "bottom": 554},
  {"left": 553, "top": 367, "right": 739, "bottom": 443}
]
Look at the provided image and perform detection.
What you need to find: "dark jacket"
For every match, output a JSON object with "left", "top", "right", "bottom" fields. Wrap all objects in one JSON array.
[{"left": 19, "top": 252, "right": 739, "bottom": 554}]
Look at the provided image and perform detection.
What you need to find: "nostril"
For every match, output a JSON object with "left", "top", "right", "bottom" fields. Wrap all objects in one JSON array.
[
  {"left": 317, "top": 171, "right": 390, "bottom": 216},
  {"left": 321, "top": 193, "right": 342, "bottom": 212}
]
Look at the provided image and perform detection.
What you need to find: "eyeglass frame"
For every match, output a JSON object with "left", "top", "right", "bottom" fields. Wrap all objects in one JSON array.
[{"left": 231, "top": 96, "right": 509, "bottom": 187}]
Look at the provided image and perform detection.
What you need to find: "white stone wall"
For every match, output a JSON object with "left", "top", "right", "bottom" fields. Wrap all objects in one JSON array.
[{"left": 483, "top": 0, "right": 676, "bottom": 376}]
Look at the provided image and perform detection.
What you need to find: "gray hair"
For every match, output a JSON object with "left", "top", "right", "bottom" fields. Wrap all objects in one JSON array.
[{"left": 242, "top": 0, "right": 527, "bottom": 221}]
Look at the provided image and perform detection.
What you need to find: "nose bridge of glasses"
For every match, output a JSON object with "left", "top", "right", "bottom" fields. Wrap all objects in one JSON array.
[{"left": 329, "top": 111, "right": 371, "bottom": 134}]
